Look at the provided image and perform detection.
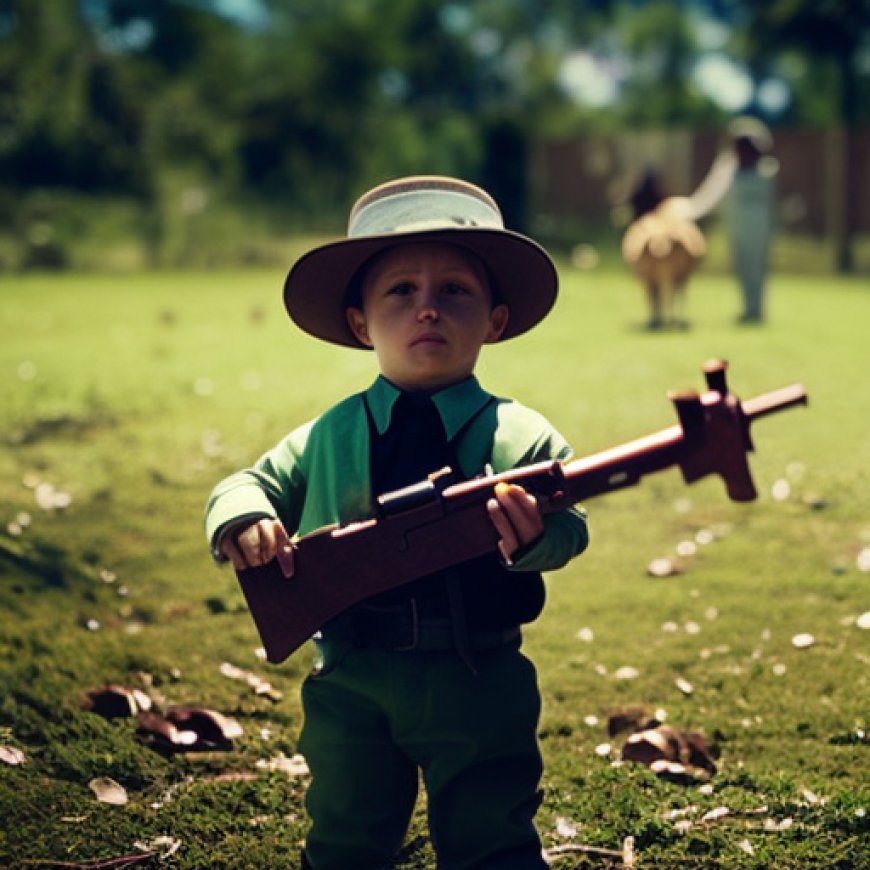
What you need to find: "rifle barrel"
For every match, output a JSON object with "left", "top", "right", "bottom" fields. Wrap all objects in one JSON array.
[{"left": 742, "top": 384, "right": 807, "bottom": 421}]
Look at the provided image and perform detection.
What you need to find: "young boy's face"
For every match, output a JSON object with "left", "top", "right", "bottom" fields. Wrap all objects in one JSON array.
[{"left": 346, "top": 241, "right": 509, "bottom": 392}]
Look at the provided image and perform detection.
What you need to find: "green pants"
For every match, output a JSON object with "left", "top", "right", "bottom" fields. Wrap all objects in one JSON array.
[{"left": 298, "top": 642, "right": 547, "bottom": 869}]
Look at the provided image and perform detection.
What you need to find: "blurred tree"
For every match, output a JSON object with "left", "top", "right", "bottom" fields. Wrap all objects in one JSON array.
[
  {"left": 0, "top": 0, "right": 145, "bottom": 192},
  {"left": 734, "top": 0, "right": 870, "bottom": 271},
  {"left": 615, "top": 1, "right": 724, "bottom": 127},
  {"left": 1, "top": 0, "right": 864, "bottom": 265}
]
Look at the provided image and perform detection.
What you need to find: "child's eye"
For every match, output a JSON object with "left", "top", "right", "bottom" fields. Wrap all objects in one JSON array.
[
  {"left": 387, "top": 282, "right": 414, "bottom": 296},
  {"left": 443, "top": 282, "right": 470, "bottom": 295}
]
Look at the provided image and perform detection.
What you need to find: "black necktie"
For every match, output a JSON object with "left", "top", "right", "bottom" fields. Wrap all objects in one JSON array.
[{"left": 372, "top": 393, "right": 478, "bottom": 672}]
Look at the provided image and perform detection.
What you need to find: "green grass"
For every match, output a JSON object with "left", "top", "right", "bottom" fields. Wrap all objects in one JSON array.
[{"left": 1, "top": 261, "right": 868, "bottom": 869}]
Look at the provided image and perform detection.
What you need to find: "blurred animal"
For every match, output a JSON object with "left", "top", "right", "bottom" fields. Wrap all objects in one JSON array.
[{"left": 621, "top": 172, "right": 706, "bottom": 330}]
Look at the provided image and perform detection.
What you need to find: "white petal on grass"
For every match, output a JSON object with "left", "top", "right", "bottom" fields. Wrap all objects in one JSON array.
[
  {"left": 555, "top": 815, "right": 578, "bottom": 838},
  {"left": 676, "top": 540, "right": 697, "bottom": 557},
  {"left": 89, "top": 777, "right": 129, "bottom": 805},
  {"left": 647, "top": 558, "right": 679, "bottom": 578},
  {"left": 0, "top": 746, "right": 26, "bottom": 765},
  {"left": 615, "top": 666, "right": 640, "bottom": 680},
  {"left": 256, "top": 752, "right": 310, "bottom": 777},
  {"left": 577, "top": 626, "right": 594, "bottom": 642},
  {"left": 17, "top": 361, "right": 37, "bottom": 381},
  {"left": 194, "top": 377, "right": 214, "bottom": 396},
  {"left": 675, "top": 677, "right": 694, "bottom": 696},
  {"left": 763, "top": 817, "right": 794, "bottom": 832},
  {"left": 701, "top": 806, "right": 730, "bottom": 823},
  {"left": 857, "top": 548, "right": 870, "bottom": 573},
  {"left": 771, "top": 479, "right": 791, "bottom": 501},
  {"left": 134, "top": 836, "right": 181, "bottom": 858},
  {"left": 791, "top": 633, "right": 815, "bottom": 649},
  {"left": 594, "top": 742, "right": 612, "bottom": 757},
  {"left": 856, "top": 612, "right": 870, "bottom": 630}
]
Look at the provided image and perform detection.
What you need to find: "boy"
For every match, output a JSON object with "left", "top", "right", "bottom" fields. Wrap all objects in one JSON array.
[{"left": 205, "top": 176, "right": 589, "bottom": 869}]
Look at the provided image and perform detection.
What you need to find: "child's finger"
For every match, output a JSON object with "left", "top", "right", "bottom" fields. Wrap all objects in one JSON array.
[
  {"left": 486, "top": 496, "right": 519, "bottom": 562},
  {"left": 255, "top": 519, "right": 278, "bottom": 565},
  {"left": 273, "top": 521, "right": 296, "bottom": 578},
  {"left": 220, "top": 537, "right": 249, "bottom": 572},
  {"left": 493, "top": 482, "right": 543, "bottom": 544}
]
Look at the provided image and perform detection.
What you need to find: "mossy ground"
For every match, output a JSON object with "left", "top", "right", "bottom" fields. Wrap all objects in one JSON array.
[{"left": 1, "top": 262, "right": 868, "bottom": 868}]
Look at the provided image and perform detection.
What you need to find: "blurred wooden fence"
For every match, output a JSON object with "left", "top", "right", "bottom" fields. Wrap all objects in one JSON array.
[{"left": 531, "top": 126, "right": 870, "bottom": 269}]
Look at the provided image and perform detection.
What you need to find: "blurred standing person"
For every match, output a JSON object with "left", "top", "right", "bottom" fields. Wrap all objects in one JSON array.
[
  {"left": 683, "top": 116, "right": 779, "bottom": 324},
  {"left": 724, "top": 117, "right": 778, "bottom": 324}
]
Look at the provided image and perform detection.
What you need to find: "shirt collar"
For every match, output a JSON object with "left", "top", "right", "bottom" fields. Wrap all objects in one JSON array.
[{"left": 365, "top": 375, "right": 493, "bottom": 441}]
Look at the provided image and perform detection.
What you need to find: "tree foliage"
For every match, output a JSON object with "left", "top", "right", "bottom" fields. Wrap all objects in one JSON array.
[{"left": 0, "top": 0, "right": 866, "bottom": 244}]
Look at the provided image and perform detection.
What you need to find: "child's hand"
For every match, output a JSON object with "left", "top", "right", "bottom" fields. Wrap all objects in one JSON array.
[
  {"left": 220, "top": 519, "right": 295, "bottom": 578},
  {"left": 486, "top": 482, "right": 544, "bottom": 565}
]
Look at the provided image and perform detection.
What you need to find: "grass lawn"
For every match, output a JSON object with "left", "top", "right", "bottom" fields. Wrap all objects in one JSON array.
[{"left": 1, "top": 259, "right": 868, "bottom": 869}]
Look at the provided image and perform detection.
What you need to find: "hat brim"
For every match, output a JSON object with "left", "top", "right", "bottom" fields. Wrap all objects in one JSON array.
[{"left": 283, "top": 227, "right": 558, "bottom": 349}]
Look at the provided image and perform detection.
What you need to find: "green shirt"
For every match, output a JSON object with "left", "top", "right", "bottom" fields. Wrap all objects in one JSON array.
[{"left": 205, "top": 375, "right": 588, "bottom": 574}]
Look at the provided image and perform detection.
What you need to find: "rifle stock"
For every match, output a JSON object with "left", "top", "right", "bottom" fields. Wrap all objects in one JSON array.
[{"left": 236, "top": 360, "right": 807, "bottom": 663}]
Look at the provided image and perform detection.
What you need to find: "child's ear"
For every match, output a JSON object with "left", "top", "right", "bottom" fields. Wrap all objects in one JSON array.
[
  {"left": 485, "top": 304, "right": 509, "bottom": 343},
  {"left": 346, "top": 307, "right": 373, "bottom": 347}
]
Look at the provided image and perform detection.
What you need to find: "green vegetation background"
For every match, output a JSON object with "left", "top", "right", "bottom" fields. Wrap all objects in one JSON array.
[{"left": 1, "top": 259, "right": 868, "bottom": 868}]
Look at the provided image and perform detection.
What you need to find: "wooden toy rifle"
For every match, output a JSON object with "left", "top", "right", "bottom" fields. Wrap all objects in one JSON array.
[{"left": 236, "top": 360, "right": 807, "bottom": 663}]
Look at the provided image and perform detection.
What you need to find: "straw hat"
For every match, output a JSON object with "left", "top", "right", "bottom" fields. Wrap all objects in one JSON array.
[{"left": 283, "top": 175, "right": 558, "bottom": 348}]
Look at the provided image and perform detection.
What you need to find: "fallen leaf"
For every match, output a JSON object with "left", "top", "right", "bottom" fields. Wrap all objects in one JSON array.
[
  {"left": 89, "top": 776, "right": 129, "bottom": 805},
  {"left": 607, "top": 707, "right": 654, "bottom": 737},
  {"left": 81, "top": 685, "right": 152, "bottom": 718},
  {"left": 621, "top": 724, "right": 717, "bottom": 781},
  {"left": 136, "top": 711, "right": 198, "bottom": 749},
  {"left": 166, "top": 706, "right": 243, "bottom": 745}
]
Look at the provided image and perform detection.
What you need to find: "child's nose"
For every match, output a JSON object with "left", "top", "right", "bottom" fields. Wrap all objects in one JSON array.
[{"left": 416, "top": 289, "right": 440, "bottom": 320}]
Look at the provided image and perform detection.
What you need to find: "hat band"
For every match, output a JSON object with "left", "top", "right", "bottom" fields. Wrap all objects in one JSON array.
[{"left": 348, "top": 188, "right": 504, "bottom": 238}]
